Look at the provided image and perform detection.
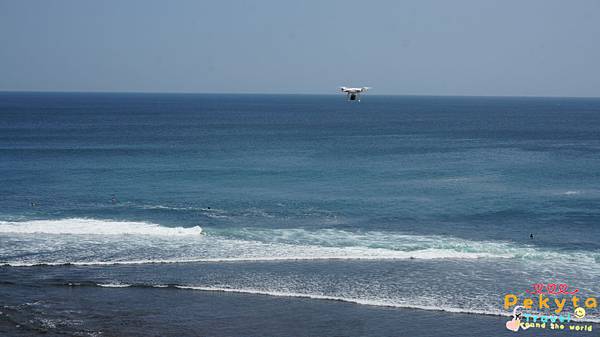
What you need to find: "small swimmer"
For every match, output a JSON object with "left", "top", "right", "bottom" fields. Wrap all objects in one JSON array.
[{"left": 529, "top": 233, "right": 534, "bottom": 239}]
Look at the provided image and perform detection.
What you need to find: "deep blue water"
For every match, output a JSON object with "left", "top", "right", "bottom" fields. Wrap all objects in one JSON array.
[{"left": 1, "top": 92, "right": 599, "bottom": 335}]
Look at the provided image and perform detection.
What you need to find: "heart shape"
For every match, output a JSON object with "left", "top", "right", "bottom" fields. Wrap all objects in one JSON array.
[
  {"left": 547, "top": 283, "right": 558, "bottom": 294},
  {"left": 558, "top": 284, "right": 569, "bottom": 294},
  {"left": 506, "top": 319, "right": 520, "bottom": 332},
  {"left": 527, "top": 283, "right": 544, "bottom": 294}
]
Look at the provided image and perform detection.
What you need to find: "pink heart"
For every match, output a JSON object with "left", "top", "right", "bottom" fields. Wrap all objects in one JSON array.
[
  {"left": 558, "top": 284, "right": 579, "bottom": 294},
  {"left": 558, "top": 284, "right": 569, "bottom": 294},
  {"left": 547, "top": 284, "right": 558, "bottom": 294},
  {"left": 506, "top": 319, "right": 520, "bottom": 332},
  {"left": 527, "top": 283, "right": 544, "bottom": 294}
]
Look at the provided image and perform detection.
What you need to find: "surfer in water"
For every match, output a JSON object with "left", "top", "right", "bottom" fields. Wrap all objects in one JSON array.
[{"left": 530, "top": 233, "right": 534, "bottom": 239}]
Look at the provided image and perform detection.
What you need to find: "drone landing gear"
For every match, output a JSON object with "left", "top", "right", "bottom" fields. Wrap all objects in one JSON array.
[{"left": 346, "top": 92, "right": 361, "bottom": 102}]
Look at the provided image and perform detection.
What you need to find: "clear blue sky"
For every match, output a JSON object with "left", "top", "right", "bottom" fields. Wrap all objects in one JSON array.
[{"left": 1, "top": 0, "right": 599, "bottom": 96}]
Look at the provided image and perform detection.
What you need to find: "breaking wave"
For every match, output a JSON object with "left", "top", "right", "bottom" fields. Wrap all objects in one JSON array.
[
  {"left": 0, "top": 218, "right": 202, "bottom": 236},
  {"left": 1, "top": 218, "right": 599, "bottom": 268}
]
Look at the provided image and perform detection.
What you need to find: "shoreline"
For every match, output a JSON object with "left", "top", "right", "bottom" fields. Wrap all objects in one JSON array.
[{"left": 2, "top": 283, "right": 596, "bottom": 337}]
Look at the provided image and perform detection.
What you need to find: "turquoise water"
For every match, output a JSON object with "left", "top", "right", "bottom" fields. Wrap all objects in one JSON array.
[{"left": 1, "top": 93, "right": 599, "bottom": 334}]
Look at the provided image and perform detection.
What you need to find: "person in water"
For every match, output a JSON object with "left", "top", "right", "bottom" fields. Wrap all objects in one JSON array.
[{"left": 530, "top": 233, "right": 534, "bottom": 239}]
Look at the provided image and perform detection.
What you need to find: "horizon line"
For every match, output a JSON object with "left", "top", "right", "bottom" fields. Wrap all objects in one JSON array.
[{"left": 1, "top": 90, "right": 600, "bottom": 99}]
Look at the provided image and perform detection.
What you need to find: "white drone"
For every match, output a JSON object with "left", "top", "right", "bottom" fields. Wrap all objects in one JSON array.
[{"left": 339, "top": 86, "right": 371, "bottom": 102}]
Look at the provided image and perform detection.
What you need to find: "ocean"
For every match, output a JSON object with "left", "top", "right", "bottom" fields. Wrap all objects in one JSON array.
[{"left": 1, "top": 92, "right": 599, "bottom": 336}]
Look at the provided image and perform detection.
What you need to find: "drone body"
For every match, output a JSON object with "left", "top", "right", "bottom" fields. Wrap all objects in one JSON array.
[{"left": 340, "top": 86, "right": 370, "bottom": 102}]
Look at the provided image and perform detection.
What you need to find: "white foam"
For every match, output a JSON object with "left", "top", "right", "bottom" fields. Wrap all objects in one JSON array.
[
  {"left": 172, "top": 286, "right": 600, "bottom": 323},
  {"left": 1, "top": 251, "right": 508, "bottom": 267},
  {"left": 65, "top": 282, "right": 513, "bottom": 319},
  {"left": 1, "top": 220, "right": 598, "bottom": 270},
  {"left": 0, "top": 218, "right": 202, "bottom": 236},
  {"left": 211, "top": 227, "right": 600, "bottom": 264},
  {"left": 97, "top": 283, "right": 131, "bottom": 288}
]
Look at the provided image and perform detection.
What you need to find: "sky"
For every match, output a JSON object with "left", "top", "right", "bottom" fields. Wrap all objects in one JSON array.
[{"left": 1, "top": 0, "right": 599, "bottom": 96}]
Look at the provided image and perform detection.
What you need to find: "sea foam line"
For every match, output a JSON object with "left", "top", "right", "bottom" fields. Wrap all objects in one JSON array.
[
  {"left": 84, "top": 283, "right": 600, "bottom": 323},
  {"left": 84, "top": 282, "right": 509, "bottom": 318},
  {"left": 1, "top": 251, "right": 507, "bottom": 267},
  {"left": 175, "top": 285, "right": 510, "bottom": 317}
]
